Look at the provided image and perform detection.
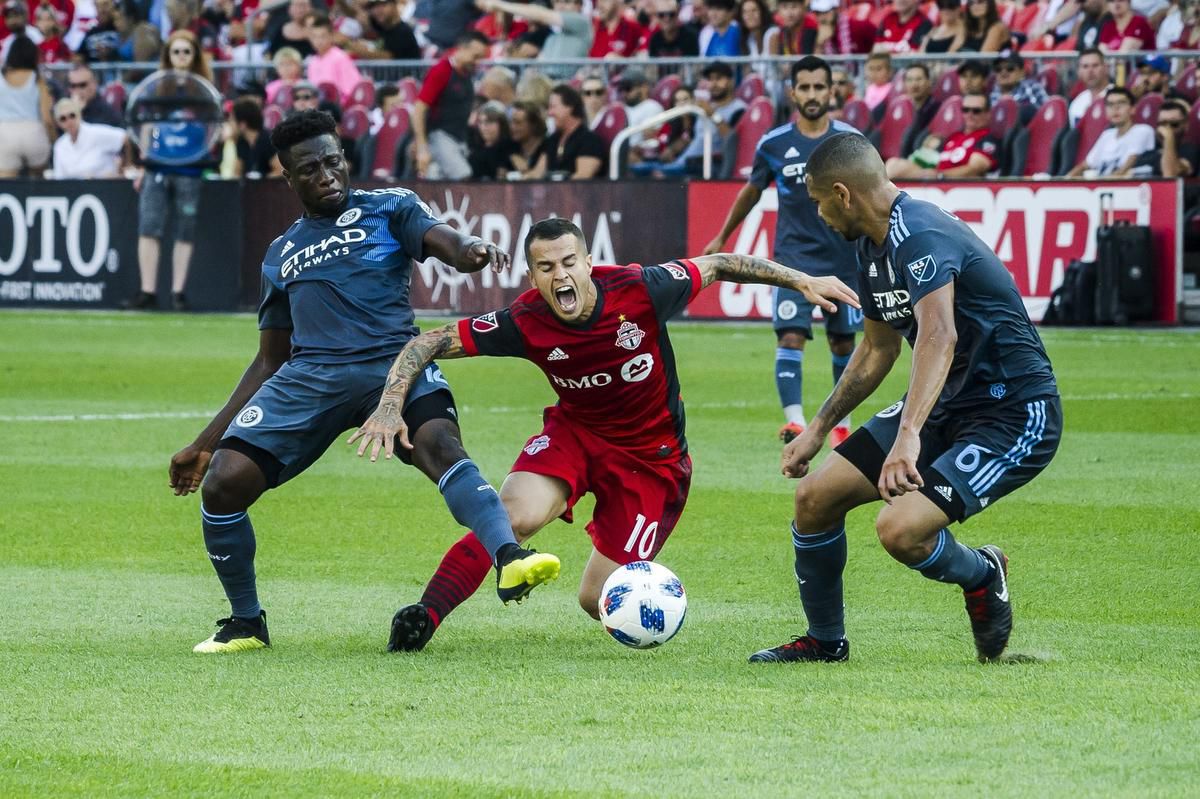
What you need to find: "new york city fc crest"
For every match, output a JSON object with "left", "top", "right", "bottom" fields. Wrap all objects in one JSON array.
[{"left": 615, "top": 316, "right": 645, "bottom": 350}]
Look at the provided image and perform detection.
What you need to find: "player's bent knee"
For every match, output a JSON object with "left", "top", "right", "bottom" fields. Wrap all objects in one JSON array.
[
  {"left": 777, "top": 331, "right": 806, "bottom": 349},
  {"left": 793, "top": 478, "right": 850, "bottom": 531},
  {"left": 827, "top": 334, "right": 855, "bottom": 356},
  {"left": 200, "top": 452, "right": 262, "bottom": 515},
  {"left": 578, "top": 589, "right": 602, "bottom": 621},
  {"left": 874, "top": 510, "right": 925, "bottom": 562},
  {"left": 411, "top": 420, "right": 469, "bottom": 477}
]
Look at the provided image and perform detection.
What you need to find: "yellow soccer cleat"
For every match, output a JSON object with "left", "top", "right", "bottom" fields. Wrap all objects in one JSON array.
[
  {"left": 193, "top": 612, "right": 270, "bottom": 653},
  {"left": 496, "top": 549, "right": 561, "bottom": 604}
]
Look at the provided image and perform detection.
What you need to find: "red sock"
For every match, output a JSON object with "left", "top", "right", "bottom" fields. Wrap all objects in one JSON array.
[{"left": 419, "top": 532, "right": 491, "bottom": 627}]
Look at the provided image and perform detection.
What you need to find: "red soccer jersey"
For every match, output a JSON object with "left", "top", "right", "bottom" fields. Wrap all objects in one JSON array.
[
  {"left": 458, "top": 261, "right": 703, "bottom": 461},
  {"left": 875, "top": 10, "right": 931, "bottom": 52},
  {"left": 590, "top": 16, "right": 646, "bottom": 58},
  {"left": 937, "top": 128, "right": 999, "bottom": 172}
]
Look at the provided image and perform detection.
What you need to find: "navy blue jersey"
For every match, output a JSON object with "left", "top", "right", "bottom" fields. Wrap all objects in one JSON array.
[
  {"left": 257, "top": 187, "right": 443, "bottom": 364},
  {"left": 749, "top": 121, "right": 861, "bottom": 280},
  {"left": 856, "top": 192, "right": 1058, "bottom": 412}
]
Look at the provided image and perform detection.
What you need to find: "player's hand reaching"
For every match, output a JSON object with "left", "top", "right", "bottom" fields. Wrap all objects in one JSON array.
[
  {"left": 462, "top": 237, "right": 511, "bottom": 275},
  {"left": 701, "top": 236, "right": 724, "bottom": 256},
  {"left": 348, "top": 400, "right": 413, "bottom": 462},
  {"left": 169, "top": 445, "right": 212, "bottom": 496},
  {"left": 795, "top": 274, "right": 860, "bottom": 315},
  {"left": 781, "top": 427, "right": 823, "bottom": 479},
  {"left": 878, "top": 429, "right": 923, "bottom": 503}
]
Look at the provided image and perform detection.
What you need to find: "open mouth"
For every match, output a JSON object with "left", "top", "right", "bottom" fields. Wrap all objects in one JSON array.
[{"left": 554, "top": 284, "right": 578, "bottom": 314}]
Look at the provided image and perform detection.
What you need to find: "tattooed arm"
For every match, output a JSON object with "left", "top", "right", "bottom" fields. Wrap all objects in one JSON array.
[
  {"left": 347, "top": 324, "right": 466, "bottom": 462},
  {"left": 689, "top": 252, "right": 860, "bottom": 313}
]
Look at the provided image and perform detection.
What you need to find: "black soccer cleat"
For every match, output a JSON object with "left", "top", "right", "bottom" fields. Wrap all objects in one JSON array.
[
  {"left": 495, "top": 545, "right": 561, "bottom": 604},
  {"left": 748, "top": 635, "right": 849, "bottom": 663},
  {"left": 963, "top": 545, "right": 1012, "bottom": 662},
  {"left": 193, "top": 610, "right": 270, "bottom": 653},
  {"left": 388, "top": 603, "right": 436, "bottom": 653}
]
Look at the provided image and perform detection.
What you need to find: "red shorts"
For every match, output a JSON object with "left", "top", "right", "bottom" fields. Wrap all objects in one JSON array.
[{"left": 511, "top": 406, "right": 692, "bottom": 565}]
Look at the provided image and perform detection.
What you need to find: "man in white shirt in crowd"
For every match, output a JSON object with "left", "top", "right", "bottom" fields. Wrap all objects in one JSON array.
[
  {"left": 1068, "top": 48, "right": 1111, "bottom": 126},
  {"left": 50, "top": 97, "right": 127, "bottom": 179},
  {"left": 1066, "top": 87, "right": 1155, "bottom": 178},
  {"left": 618, "top": 68, "right": 664, "bottom": 143}
]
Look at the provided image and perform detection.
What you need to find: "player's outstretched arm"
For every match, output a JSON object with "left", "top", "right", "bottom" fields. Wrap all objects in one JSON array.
[
  {"left": 422, "top": 224, "right": 511, "bottom": 275},
  {"left": 702, "top": 183, "right": 762, "bottom": 255},
  {"left": 169, "top": 328, "right": 292, "bottom": 496},
  {"left": 691, "top": 252, "right": 859, "bottom": 313},
  {"left": 348, "top": 323, "right": 467, "bottom": 462}
]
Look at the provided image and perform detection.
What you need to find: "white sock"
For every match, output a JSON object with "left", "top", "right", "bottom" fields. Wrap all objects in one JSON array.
[{"left": 783, "top": 404, "right": 806, "bottom": 426}]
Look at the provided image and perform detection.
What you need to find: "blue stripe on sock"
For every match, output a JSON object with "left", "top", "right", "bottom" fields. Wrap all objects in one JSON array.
[
  {"left": 791, "top": 521, "right": 846, "bottom": 549},
  {"left": 436, "top": 459, "right": 473, "bottom": 492},
  {"left": 910, "top": 529, "right": 948, "bottom": 570},
  {"left": 200, "top": 505, "right": 246, "bottom": 521},
  {"left": 201, "top": 507, "right": 247, "bottom": 526},
  {"left": 775, "top": 347, "right": 804, "bottom": 363}
]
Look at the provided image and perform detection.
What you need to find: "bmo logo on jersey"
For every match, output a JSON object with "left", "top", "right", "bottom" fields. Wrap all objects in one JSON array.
[
  {"left": 551, "top": 372, "right": 614, "bottom": 390},
  {"left": 621, "top": 353, "right": 655, "bottom": 383}
]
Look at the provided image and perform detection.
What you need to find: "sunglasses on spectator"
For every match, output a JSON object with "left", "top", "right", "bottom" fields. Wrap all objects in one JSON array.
[
  {"left": 1160, "top": 119, "right": 1184, "bottom": 128},
  {"left": 656, "top": 10, "right": 677, "bottom": 17},
  {"left": 997, "top": 64, "right": 1020, "bottom": 72},
  {"left": 582, "top": 88, "right": 605, "bottom": 96},
  {"left": 68, "top": 80, "right": 91, "bottom": 89},
  {"left": 170, "top": 48, "right": 194, "bottom": 56},
  {"left": 294, "top": 92, "right": 317, "bottom": 100},
  {"left": 963, "top": 106, "right": 987, "bottom": 114},
  {"left": 57, "top": 112, "right": 77, "bottom": 122}
]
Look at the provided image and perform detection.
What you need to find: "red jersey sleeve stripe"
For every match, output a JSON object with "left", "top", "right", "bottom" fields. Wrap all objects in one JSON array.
[
  {"left": 677, "top": 258, "right": 704, "bottom": 301},
  {"left": 456, "top": 318, "right": 480, "bottom": 357}
]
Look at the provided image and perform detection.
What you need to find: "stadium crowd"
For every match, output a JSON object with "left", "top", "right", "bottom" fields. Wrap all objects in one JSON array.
[{"left": 0, "top": 0, "right": 1198, "bottom": 182}]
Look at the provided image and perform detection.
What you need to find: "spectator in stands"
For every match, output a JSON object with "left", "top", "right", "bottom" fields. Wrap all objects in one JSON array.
[
  {"left": 922, "top": 0, "right": 965, "bottom": 52},
  {"left": 771, "top": 0, "right": 816, "bottom": 55},
  {"left": 0, "top": 37, "right": 51, "bottom": 178},
  {"left": 166, "top": 0, "right": 219, "bottom": 57},
  {"left": 516, "top": 69, "right": 553, "bottom": 107},
  {"left": 579, "top": 73, "right": 608, "bottom": 127},
  {"left": 468, "top": 100, "right": 513, "bottom": 179},
  {"left": 50, "top": 97, "right": 126, "bottom": 179},
  {"left": 902, "top": 63, "right": 941, "bottom": 151},
  {"left": 1028, "top": 0, "right": 1084, "bottom": 45},
  {"left": 649, "top": 0, "right": 699, "bottom": 56},
  {"left": 267, "top": 0, "right": 314, "bottom": 58},
  {"left": 1132, "top": 55, "right": 1184, "bottom": 102},
  {"left": 475, "top": 0, "right": 530, "bottom": 43},
  {"left": 1066, "top": 87, "right": 1155, "bottom": 177},
  {"left": 1169, "top": 0, "right": 1200, "bottom": 47},
  {"left": 78, "top": 0, "right": 120, "bottom": 61},
  {"left": 306, "top": 16, "right": 362, "bottom": 102},
  {"left": 811, "top": 0, "right": 875, "bottom": 54},
  {"left": 1134, "top": 0, "right": 1171, "bottom": 28},
  {"left": 989, "top": 52, "right": 1048, "bottom": 109},
  {"left": 504, "top": 99, "right": 549, "bottom": 179},
  {"left": 368, "top": 84, "right": 401, "bottom": 134},
  {"left": 412, "top": 30, "right": 488, "bottom": 180},
  {"left": 645, "top": 84, "right": 695, "bottom": 163},
  {"left": 367, "top": 0, "right": 421, "bottom": 59},
  {"left": 290, "top": 80, "right": 320, "bottom": 113},
  {"left": 266, "top": 47, "right": 303, "bottom": 106},
  {"left": 830, "top": 67, "right": 855, "bottom": 104},
  {"left": 738, "top": 0, "right": 771, "bottom": 55},
  {"left": 957, "top": 59, "right": 989, "bottom": 95},
  {"left": 885, "top": 92, "right": 999, "bottom": 179},
  {"left": 481, "top": 0, "right": 594, "bottom": 62},
  {"left": 591, "top": 0, "right": 646, "bottom": 57},
  {"left": 479, "top": 65, "right": 517, "bottom": 105},
  {"left": 619, "top": 67, "right": 664, "bottom": 143},
  {"left": 224, "top": 97, "right": 281, "bottom": 178},
  {"left": 700, "top": 0, "right": 741, "bottom": 56},
  {"left": 161, "top": 29, "right": 211, "bottom": 81},
  {"left": 863, "top": 52, "right": 893, "bottom": 111},
  {"left": 874, "top": 0, "right": 931, "bottom": 53},
  {"left": 632, "top": 60, "right": 743, "bottom": 177},
  {"left": 1098, "top": 0, "right": 1155, "bottom": 51},
  {"left": 962, "top": 0, "right": 1010, "bottom": 51},
  {"left": 425, "top": 0, "right": 481, "bottom": 51},
  {"left": 1073, "top": 0, "right": 1108, "bottom": 49},
  {"left": 34, "top": 6, "right": 71, "bottom": 62},
  {"left": 545, "top": 83, "right": 607, "bottom": 178},
  {"left": 1120, "top": 100, "right": 1198, "bottom": 178},
  {"left": 1, "top": 3, "right": 41, "bottom": 63},
  {"left": 68, "top": 65, "right": 124, "bottom": 128},
  {"left": 1068, "top": 47, "right": 1111, "bottom": 125}
]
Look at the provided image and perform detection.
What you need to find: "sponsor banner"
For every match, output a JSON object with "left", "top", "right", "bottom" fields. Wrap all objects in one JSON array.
[
  {"left": 686, "top": 180, "right": 1181, "bottom": 323},
  {"left": 240, "top": 180, "right": 689, "bottom": 315},
  {"left": 0, "top": 181, "right": 138, "bottom": 308}
]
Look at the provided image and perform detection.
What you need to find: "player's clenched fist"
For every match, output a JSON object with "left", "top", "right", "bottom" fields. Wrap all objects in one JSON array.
[{"left": 781, "top": 428, "right": 823, "bottom": 478}]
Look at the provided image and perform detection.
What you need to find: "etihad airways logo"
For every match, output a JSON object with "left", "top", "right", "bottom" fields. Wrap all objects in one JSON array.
[{"left": 280, "top": 229, "right": 366, "bottom": 278}]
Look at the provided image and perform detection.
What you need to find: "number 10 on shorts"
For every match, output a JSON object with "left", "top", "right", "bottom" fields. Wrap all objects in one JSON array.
[{"left": 624, "top": 514, "right": 659, "bottom": 559}]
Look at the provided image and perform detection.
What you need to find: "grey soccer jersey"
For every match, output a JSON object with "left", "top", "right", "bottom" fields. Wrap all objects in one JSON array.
[
  {"left": 750, "top": 121, "right": 861, "bottom": 281},
  {"left": 257, "top": 187, "right": 443, "bottom": 364},
  {"left": 856, "top": 192, "right": 1058, "bottom": 412}
]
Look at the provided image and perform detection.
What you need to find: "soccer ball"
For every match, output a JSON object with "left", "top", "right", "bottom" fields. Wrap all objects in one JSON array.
[{"left": 598, "top": 561, "right": 687, "bottom": 649}]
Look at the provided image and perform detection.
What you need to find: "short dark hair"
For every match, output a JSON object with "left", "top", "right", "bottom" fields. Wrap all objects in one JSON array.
[
  {"left": 1161, "top": 99, "right": 1189, "bottom": 117},
  {"left": 1078, "top": 47, "right": 1103, "bottom": 61},
  {"left": 706, "top": 0, "right": 736, "bottom": 10},
  {"left": 551, "top": 84, "right": 586, "bottom": 120},
  {"left": 524, "top": 217, "right": 587, "bottom": 262},
  {"left": 378, "top": 85, "right": 400, "bottom": 102},
  {"left": 957, "top": 59, "right": 989, "bottom": 78},
  {"left": 4, "top": 36, "right": 39, "bottom": 71},
  {"left": 904, "top": 63, "right": 931, "bottom": 80},
  {"left": 791, "top": 55, "right": 831, "bottom": 85},
  {"left": 233, "top": 97, "right": 264, "bottom": 131},
  {"left": 270, "top": 109, "right": 338, "bottom": 165},
  {"left": 457, "top": 29, "right": 490, "bottom": 47},
  {"left": 1105, "top": 86, "right": 1134, "bottom": 105},
  {"left": 806, "top": 131, "right": 878, "bottom": 186}
]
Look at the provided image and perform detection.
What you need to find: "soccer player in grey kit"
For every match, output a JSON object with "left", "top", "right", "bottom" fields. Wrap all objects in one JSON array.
[
  {"left": 705, "top": 55, "right": 864, "bottom": 448},
  {"left": 749, "top": 132, "right": 1062, "bottom": 664}
]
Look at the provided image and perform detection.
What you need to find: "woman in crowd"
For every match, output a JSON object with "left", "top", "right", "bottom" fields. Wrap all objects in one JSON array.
[
  {"left": 922, "top": 0, "right": 966, "bottom": 52},
  {"left": 654, "top": 85, "right": 695, "bottom": 165},
  {"left": 268, "top": 0, "right": 315, "bottom": 58},
  {"left": 1098, "top": 0, "right": 1156, "bottom": 51},
  {"left": 0, "top": 37, "right": 53, "bottom": 178},
  {"left": 580, "top": 74, "right": 608, "bottom": 129},
  {"left": 504, "top": 99, "right": 549, "bottom": 180},
  {"left": 161, "top": 28, "right": 213, "bottom": 81},
  {"left": 50, "top": 97, "right": 127, "bottom": 179},
  {"left": 266, "top": 46, "right": 304, "bottom": 105},
  {"left": 961, "top": 0, "right": 1011, "bottom": 51},
  {"left": 738, "top": 0, "right": 772, "bottom": 55},
  {"left": 469, "top": 101, "right": 515, "bottom": 180}
]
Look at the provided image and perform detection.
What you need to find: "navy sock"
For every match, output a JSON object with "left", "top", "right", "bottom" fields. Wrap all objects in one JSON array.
[
  {"left": 831, "top": 351, "right": 852, "bottom": 386},
  {"left": 792, "top": 522, "right": 848, "bottom": 641},
  {"left": 775, "top": 347, "right": 804, "bottom": 410},
  {"left": 438, "top": 459, "right": 516, "bottom": 563},
  {"left": 201, "top": 505, "right": 260, "bottom": 619},
  {"left": 910, "top": 528, "right": 993, "bottom": 589}
]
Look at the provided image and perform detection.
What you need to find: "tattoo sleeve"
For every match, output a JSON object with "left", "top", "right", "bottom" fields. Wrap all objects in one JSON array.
[
  {"left": 693, "top": 253, "right": 801, "bottom": 290},
  {"left": 380, "top": 323, "right": 465, "bottom": 404}
]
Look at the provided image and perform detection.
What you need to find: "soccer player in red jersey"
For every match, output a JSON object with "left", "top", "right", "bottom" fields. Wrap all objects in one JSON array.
[{"left": 349, "top": 218, "right": 858, "bottom": 651}]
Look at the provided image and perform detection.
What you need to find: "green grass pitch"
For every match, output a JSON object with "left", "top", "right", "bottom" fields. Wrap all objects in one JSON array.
[{"left": 1, "top": 311, "right": 1197, "bottom": 797}]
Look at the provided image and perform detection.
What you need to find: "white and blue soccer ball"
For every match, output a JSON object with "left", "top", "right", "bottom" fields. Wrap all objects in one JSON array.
[{"left": 598, "top": 561, "right": 687, "bottom": 649}]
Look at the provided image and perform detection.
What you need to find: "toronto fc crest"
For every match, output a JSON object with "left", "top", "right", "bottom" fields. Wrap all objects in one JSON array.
[{"left": 615, "top": 316, "right": 645, "bottom": 350}]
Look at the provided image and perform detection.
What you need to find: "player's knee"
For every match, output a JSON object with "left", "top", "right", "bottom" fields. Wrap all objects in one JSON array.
[
  {"left": 502, "top": 499, "right": 542, "bottom": 541},
  {"left": 578, "top": 588, "right": 602, "bottom": 620},
  {"left": 793, "top": 478, "right": 841, "bottom": 532},
  {"left": 201, "top": 460, "right": 249, "bottom": 515},
  {"left": 413, "top": 421, "right": 468, "bottom": 477},
  {"left": 874, "top": 511, "right": 922, "bottom": 562},
  {"left": 777, "top": 331, "right": 806, "bottom": 349},
  {"left": 827, "top": 334, "right": 855, "bottom": 357}
]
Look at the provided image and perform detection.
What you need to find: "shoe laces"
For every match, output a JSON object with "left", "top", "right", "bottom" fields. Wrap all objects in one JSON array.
[{"left": 780, "top": 635, "right": 821, "bottom": 653}]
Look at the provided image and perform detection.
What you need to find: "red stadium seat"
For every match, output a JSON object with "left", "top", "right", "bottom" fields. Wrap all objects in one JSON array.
[
  {"left": 874, "top": 94, "right": 914, "bottom": 160},
  {"left": 397, "top": 77, "right": 419, "bottom": 104},
  {"left": 652, "top": 74, "right": 681, "bottom": 109},
  {"left": 348, "top": 80, "right": 376, "bottom": 109},
  {"left": 1071, "top": 94, "right": 1109, "bottom": 168},
  {"left": 593, "top": 103, "right": 629, "bottom": 150},
  {"left": 933, "top": 69, "right": 960, "bottom": 104},
  {"left": 263, "top": 104, "right": 284, "bottom": 131},
  {"left": 731, "top": 96, "right": 775, "bottom": 179},
  {"left": 1174, "top": 63, "right": 1198, "bottom": 103},
  {"left": 317, "top": 82, "right": 340, "bottom": 105},
  {"left": 1013, "top": 96, "right": 1067, "bottom": 176},
  {"left": 841, "top": 99, "right": 873, "bottom": 133},
  {"left": 1035, "top": 65, "right": 1060, "bottom": 97},
  {"left": 371, "top": 106, "right": 410, "bottom": 178},
  {"left": 1132, "top": 94, "right": 1163, "bottom": 128},
  {"left": 926, "top": 95, "right": 963, "bottom": 140},
  {"left": 736, "top": 74, "right": 765, "bottom": 106},
  {"left": 341, "top": 104, "right": 371, "bottom": 141},
  {"left": 101, "top": 82, "right": 126, "bottom": 113},
  {"left": 1187, "top": 99, "right": 1200, "bottom": 145},
  {"left": 989, "top": 96, "right": 1020, "bottom": 140}
]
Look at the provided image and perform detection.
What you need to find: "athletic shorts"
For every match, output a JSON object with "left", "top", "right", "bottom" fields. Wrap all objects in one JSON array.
[
  {"left": 837, "top": 394, "right": 1062, "bottom": 522},
  {"left": 510, "top": 405, "right": 692, "bottom": 565},
  {"left": 218, "top": 357, "right": 454, "bottom": 487},
  {"left": 773, "top": 286, "right": 864, "bottom": 339},
  {"left": 139, "top": 172, "right": 202, "bottom": 242}
]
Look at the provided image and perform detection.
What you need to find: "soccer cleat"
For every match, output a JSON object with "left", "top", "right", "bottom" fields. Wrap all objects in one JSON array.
[
  {"left": 963, "top": 545, "right": 1012, "bottom": 662},
  {"left": 122, "top": 290, "right": 156, "bottom": 310},
  {"left": 748, "top": 635, "right": 849, "bottom": 663},
  {"left": 388, "top": 603, "right": 436, "bottom": 652},
  {"left": 172, "top": 292, "right": 190, "bottom": 312},
  {"left": 779, "top": 422, "right": 806, "bottom": 444},
  {"left": 829, "top": 425, "right": 852, "bottom": 448},
  {"left": 495, "top": 547, "right": 561, "bottom": 604},
  {"left": 193, "top": 611, "right": 270, "bottom": 653}
]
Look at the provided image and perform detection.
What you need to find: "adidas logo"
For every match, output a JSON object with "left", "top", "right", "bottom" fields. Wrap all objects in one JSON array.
[
  {"left": 547, "top": 347, "right": 569, "bottom": 361},
  {"left": 280, "top": 240, "right": 294, "bottom": 256},
  {"left": 934, "top": 485, "right": 954, "bottom": 502},
  {"left": 980, "top": 497, "right": 990, "bottom": 508},
  {"left": 784, "top": 146, "right": 800, "bottom": 158},
  {"left": 868, "top": 262, "right": 878, "bottom": 277}
]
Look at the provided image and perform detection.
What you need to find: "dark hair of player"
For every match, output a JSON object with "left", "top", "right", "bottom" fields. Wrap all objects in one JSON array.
[
  {"left": 791, "top": 55, "right": 831, "bottom": 85},
  {"left": 270, "top": 109, "right": 338, "bottom": 167},
  {"left": 523, "top": 218, "right": 586, "bottom": 262},
  {"left": 806, "top": 130, "right": 881, "bottom": 189}
]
